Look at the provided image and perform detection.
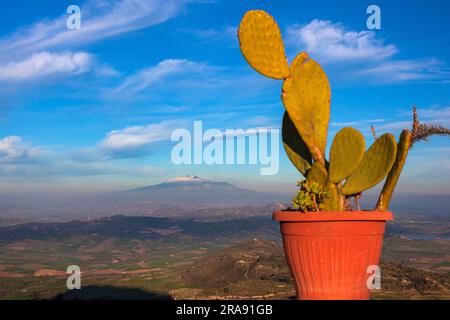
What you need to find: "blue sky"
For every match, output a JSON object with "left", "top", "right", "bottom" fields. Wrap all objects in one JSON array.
[{"left": 0, "top": 0, "right": 449, "bottom": 197}]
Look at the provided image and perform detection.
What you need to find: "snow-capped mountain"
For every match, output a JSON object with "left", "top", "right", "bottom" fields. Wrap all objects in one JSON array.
[
  {"left": 117, "top": 175, "right": 288, "bottom": 206},
  {"left": 128, "top": 175, "right": 238, "bottom": 193},
  {"left": 165, "top": 175, "right": 208, "bottom": 183}
]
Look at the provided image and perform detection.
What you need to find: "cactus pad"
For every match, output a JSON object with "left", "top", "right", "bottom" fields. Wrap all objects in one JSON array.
[
  {"left": 282, "top": 112, "right": 312, "bottom": 176},
  {"left": 376, "top": 129, "right": 412, "bottom": 211},
  {"left": 238, "top": 10, "right": 289, "bottom": 79},
  {"left": 306, "top": 162, "right": 328, "bottom": 187},
  {"left": 282, "top": 52, "right": 331, "bottom": 165},
  {"left": 329, "top": 127, "right": 366, "bottom": 183},
  {"left": 342, "top": 133, "right": 397, "bottom": 196}
]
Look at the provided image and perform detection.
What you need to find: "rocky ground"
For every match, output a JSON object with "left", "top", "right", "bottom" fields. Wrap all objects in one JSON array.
[{"left": 171, "top": 239, "right": 450, "bottom": 300}]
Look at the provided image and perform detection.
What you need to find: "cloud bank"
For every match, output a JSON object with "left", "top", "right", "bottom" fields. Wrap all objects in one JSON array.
[
  {"left": 0, "top": 0, "right": 191, "bottom": 59},
  {"left": 286, "top": 19, "right": 397, "bottom": 62},
  {"left": 0, "top": 136, "right": 41, "bottom": 162},
  {"left": 0, "top": 51, "right": 92, "bottom": 81},
  {"left": 285, "top": 20, "right": 449, "bottom": 83},
  {"left": 116, "top": 59, "right": 212, "bottom": 93},
  {"left": 0, "top": 0, "right": 192, "bottom": 83}
]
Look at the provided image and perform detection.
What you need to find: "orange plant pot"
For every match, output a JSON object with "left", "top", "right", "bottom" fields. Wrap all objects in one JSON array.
[{"left": 273, "top": 211, "right": 393, "bottom": 300}]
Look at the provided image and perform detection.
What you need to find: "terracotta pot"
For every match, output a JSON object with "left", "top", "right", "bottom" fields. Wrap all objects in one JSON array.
[{"left": 273, "top": 211, "right": 393, "bottom": 300}]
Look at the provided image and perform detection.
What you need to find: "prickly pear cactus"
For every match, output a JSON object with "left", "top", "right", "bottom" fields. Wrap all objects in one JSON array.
[
  {"left": 329, "top": 127, "right": 366, "bottom": 184},
  {"left": 282, "top": 112, "right": 312, "bottom": 176},
  {"left": 282, "top": 52, "right": 331, "bottom": 166},
  {"left": 238, "top": 10, "right": 289, "bottom": 79},
  {"left": 342, "top": 133, "right": 397, "bottom": 196},
  {"left": 237, "top": 9, "right": 434, "bottom": 212}
]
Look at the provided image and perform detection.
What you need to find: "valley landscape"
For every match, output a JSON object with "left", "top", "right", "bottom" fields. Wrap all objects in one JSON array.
[
  {"left": 0, "top": 0, "right": 449, "bottom": 307},
  {"left": 0, "top": 177, "right": 448, "bottom": 300}
]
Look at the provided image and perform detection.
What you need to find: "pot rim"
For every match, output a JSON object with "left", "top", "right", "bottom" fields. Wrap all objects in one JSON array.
[{"left": 273, "top": 210, "right": 393, "bottom": 222}]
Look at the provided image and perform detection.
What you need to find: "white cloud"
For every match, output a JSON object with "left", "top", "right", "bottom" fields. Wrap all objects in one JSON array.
[
  {"left": 116, "top": 59, "right": 212, "bottom": 93},
  {"left": 359, "top": 106, "right": 450, "bottom": 135},
  {"left": 0, "top": 134, "right": 165, "bottom": 179},
  {"left": 331, "top": 119, "right": 384, "bottom": 127},
  {"left": 0, "top": 0, "right": 191, "bottom": 59},
  {"left": 377, "top": 118, "right": 450, "bottom": 133},
  {"left": 286, "top": 20, "right": 397, "bottom": 62},
  {"left": 0, "top": 51, "right": 92, "bottom": 81},
  {"left": 0, "top": 136, "right": 41, "bottom": 161},
  {"left": 418, "top": 106, "right": 450, "bottom": 119},
  {"left": 180, "top": 25, "right": 237, "bottom": 44},
  {"left": 285, "top": 20, "right": 449, "bottom": 84},
  {"left": 102, "top": 120, "right": 183, "bottom": 153},
  {"left": 0, "top": 0, "right": 187, "bottom": 84},
  {"left": 95, "top": 64, "right": 120, "bottom": 77},
  {"left": 356, "top": 58, "right": 448, "bottom": 83}
]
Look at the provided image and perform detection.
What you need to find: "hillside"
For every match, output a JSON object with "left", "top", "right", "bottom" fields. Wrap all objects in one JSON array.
[
  {"left": 0, "top": 215, "right": 278, "bottom": 243},
  {"left": 0, "top": 214, "right": 449, "bottom": 300},
  {"left": 172, "top": 239, "right": 450, "bottom": 300}
]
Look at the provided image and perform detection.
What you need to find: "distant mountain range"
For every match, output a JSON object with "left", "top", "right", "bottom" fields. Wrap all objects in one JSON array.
[
  {"left": 1, "top": 175, "right": 447, "bottom": 221},
  {"left": 110, "top": 175, "right": 289, "bottom": 207},
  {"left": 0, "top": 176, "right": 289, "bottom": 221},
  {"left": 128, "top": 175, "right": 240, "bottom": 192},
  {"left": 0, "top": 215, "right": 279, "bottom": 243}
]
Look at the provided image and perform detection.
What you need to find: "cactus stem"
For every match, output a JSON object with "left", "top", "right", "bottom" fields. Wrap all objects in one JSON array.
[{"left": 410, "top": 106, "right": 450, "bottom": 148}]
